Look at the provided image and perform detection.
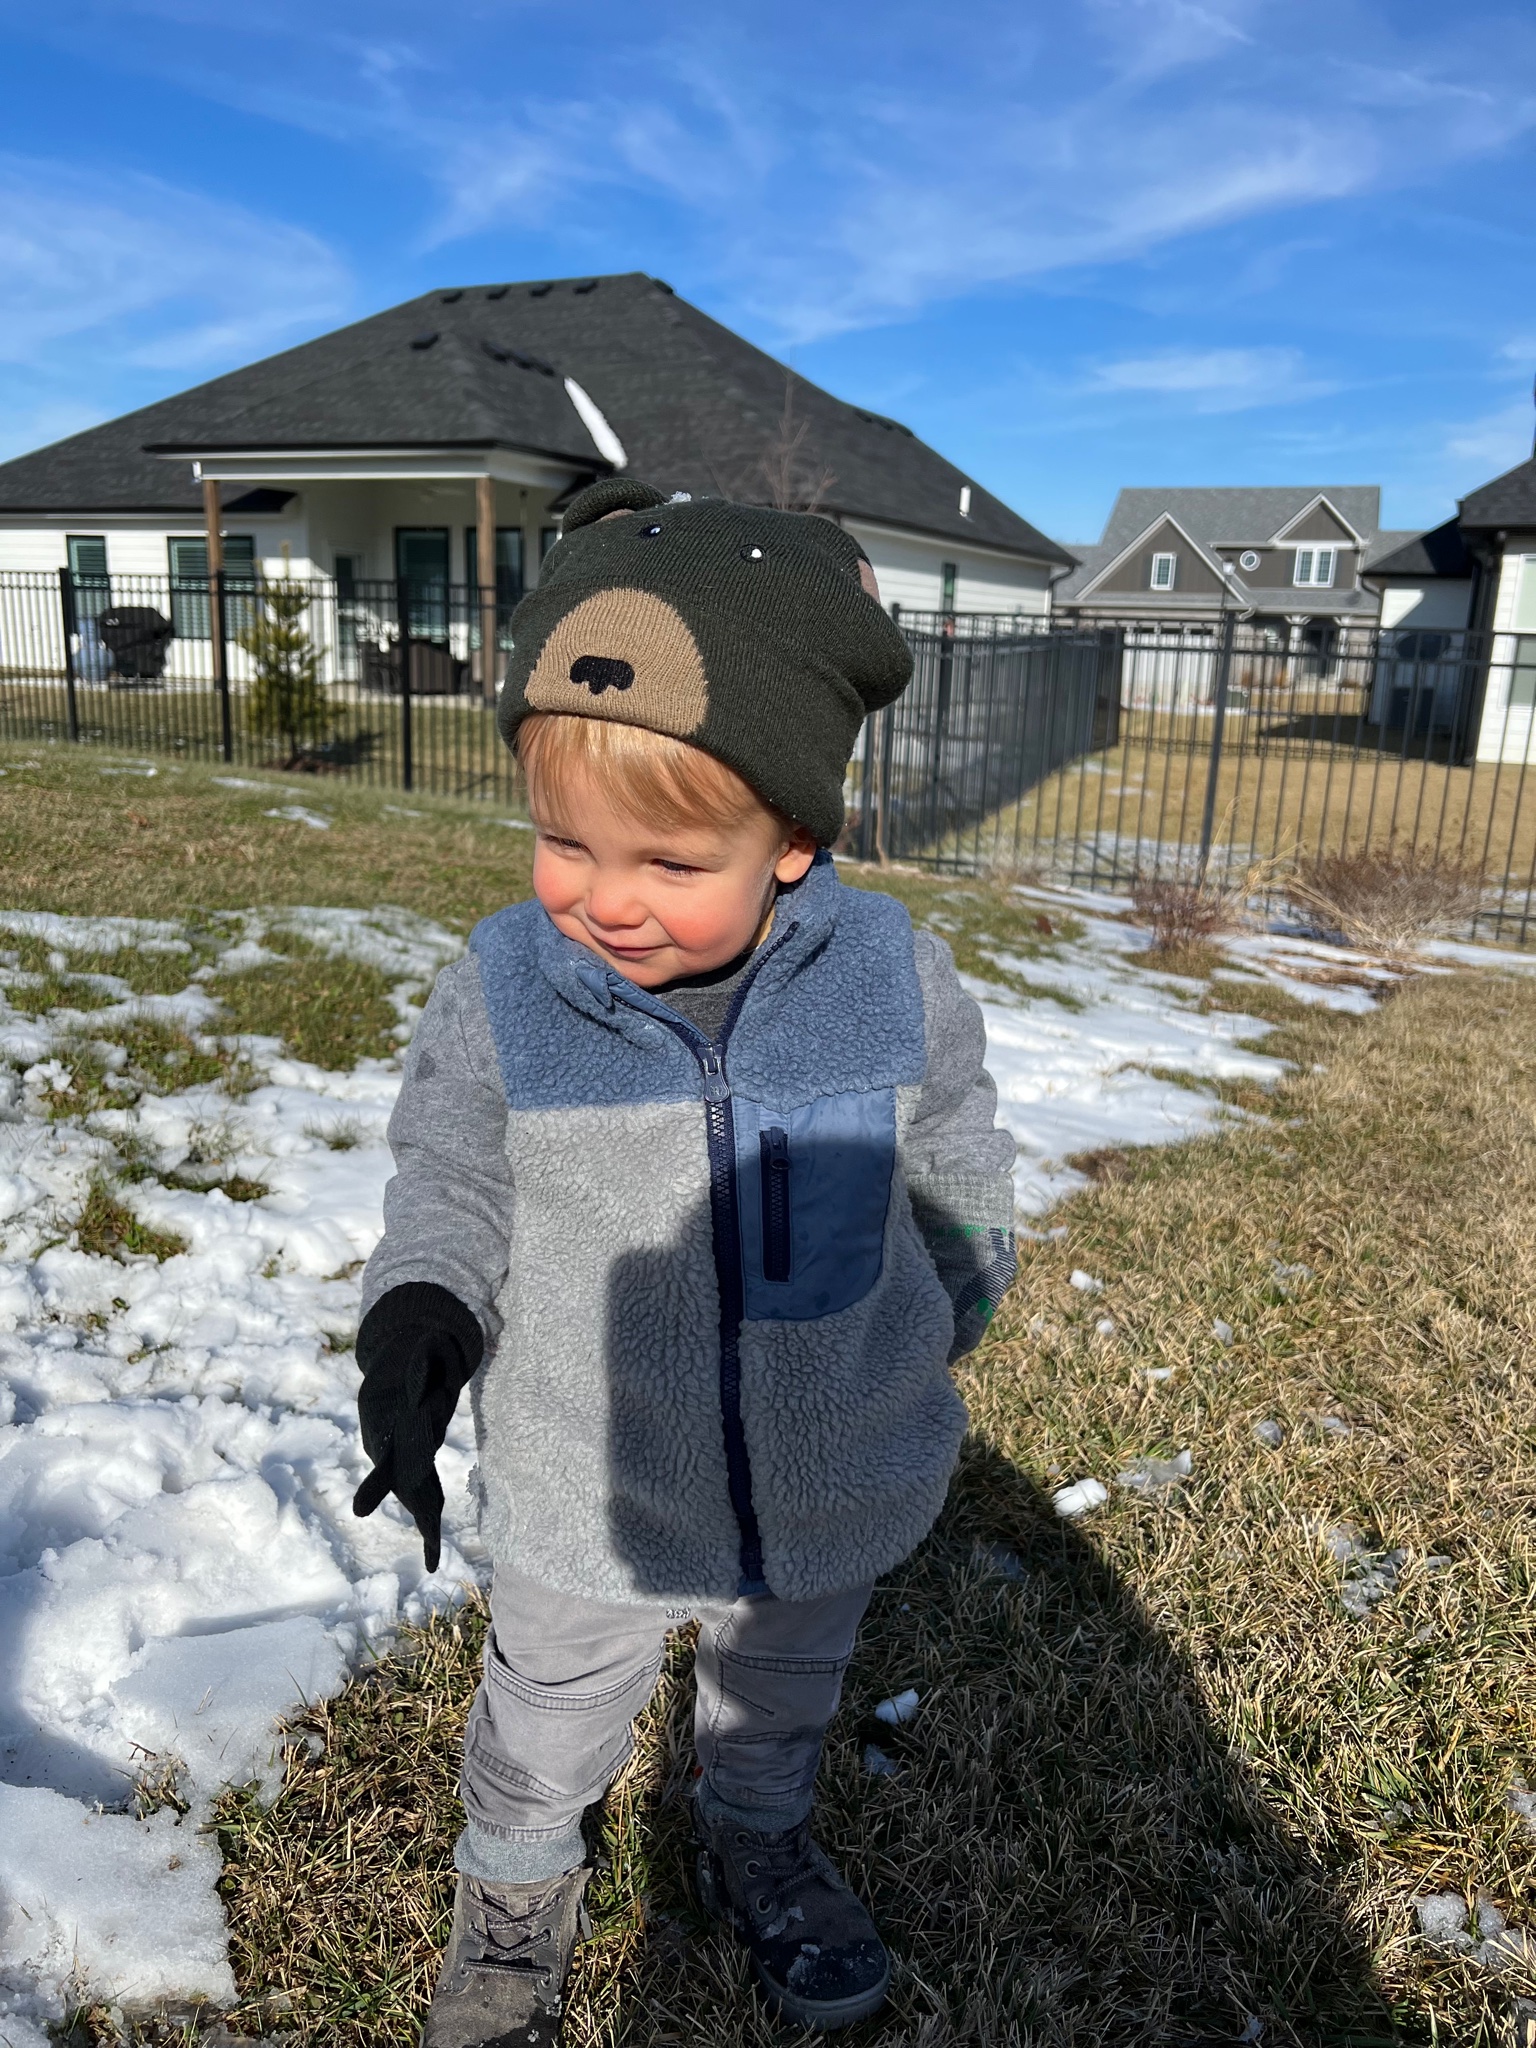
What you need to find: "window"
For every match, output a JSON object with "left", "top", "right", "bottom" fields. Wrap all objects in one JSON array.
[
  {"left": 537, "top": 526, "right": 561, "bottom": 582},
  {"left": 940, "top": 561, "right": 958, "bottom": 612},
  {"left": 464, "top": 526, "right": 526, "bottom": 605},
  {"left": 67, "top": 536, "right": 110, "bottom": 623},
  {"left": 1238, "top": 549, "right": 1260, "bottom": 573},
  {"left": 1293, "top": 547, "right": 1336, "bottom": 588},
  {"left": 395, "top": 528, "right": 450, "bottom": 639},
  {"left": 169, "top": 535, "right": 255, "bottom": 638},
  {"left": 1150, "top": 552, "right": 1176, "bottom": 590}
]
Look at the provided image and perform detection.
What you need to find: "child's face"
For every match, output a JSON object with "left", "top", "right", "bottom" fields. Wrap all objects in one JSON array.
[{"left": 530, "top": 767, "right": 817, "bottom": 988}]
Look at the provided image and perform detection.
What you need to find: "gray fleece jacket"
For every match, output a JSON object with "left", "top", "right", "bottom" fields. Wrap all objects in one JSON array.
[{"left": 361, "top": 853, "right": 1016, "bottom": 1604}]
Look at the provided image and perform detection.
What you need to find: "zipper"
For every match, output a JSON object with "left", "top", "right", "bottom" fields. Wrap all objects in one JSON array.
[
  {"left": 610, "top": 925, "right": 799, "bottom": 1586},
  {"left": 760, "top": 1126, "right": 792, "bottom": 1283}
]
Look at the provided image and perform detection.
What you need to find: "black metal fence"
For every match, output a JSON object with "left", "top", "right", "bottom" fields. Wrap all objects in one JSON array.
[
  {"left": 4, "top": 570, "right": 1536, "bottom": 940},
  {"left": 0, "top": 569, "right": 521, "bottom": 801},
  {"left": 848, "top": 609, "right": 1536, "bottom": 942}
]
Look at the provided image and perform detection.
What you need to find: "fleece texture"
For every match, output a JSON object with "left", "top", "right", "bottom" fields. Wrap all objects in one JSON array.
[
  {"left": 496, "top": 476, "right": 913, "bottom": 844},
  {"left": 362, "top": 856, "right": 1016, "bottom": 1603}
]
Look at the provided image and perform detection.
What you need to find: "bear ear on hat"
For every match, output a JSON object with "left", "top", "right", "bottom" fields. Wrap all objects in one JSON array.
[{"left": 561, "top": 476, "right": 668, "bottom": 534}]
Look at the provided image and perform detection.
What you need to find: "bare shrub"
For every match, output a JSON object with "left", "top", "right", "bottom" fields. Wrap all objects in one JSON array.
[
  {"left": 1131, "top": 876, "right": 1238, "bottom": 954},
  {"left": 1286, "top": 848, "right": 1486, "bottom": 956}
]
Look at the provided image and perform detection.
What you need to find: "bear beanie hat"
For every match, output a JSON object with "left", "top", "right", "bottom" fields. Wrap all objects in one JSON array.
[{"left": 496, "top": 475, "right": 913, "bottom": 845}]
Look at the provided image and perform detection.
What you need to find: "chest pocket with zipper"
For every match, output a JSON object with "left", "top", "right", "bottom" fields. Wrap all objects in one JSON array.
[{"left": 735, "top": 1087, "right": 897, "bottom": 1321}]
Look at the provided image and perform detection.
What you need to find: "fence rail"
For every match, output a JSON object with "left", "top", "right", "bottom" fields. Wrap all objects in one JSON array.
[{"left": 4, "top": 571, "right": 1535, "bottom": 941}]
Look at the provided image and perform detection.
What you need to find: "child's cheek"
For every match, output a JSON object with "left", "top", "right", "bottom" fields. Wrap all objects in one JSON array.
[
  {"left": 531, "top": 844, "right": 578, "bottom": 919},
  {"left": 660, "top": 877, "right": 761, "bottom": 956}
]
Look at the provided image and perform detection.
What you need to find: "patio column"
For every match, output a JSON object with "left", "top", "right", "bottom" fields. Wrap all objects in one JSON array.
[
  {"left": 203, "top": 476, "right": 225, "bottom": 695},
  {"left": 477, "top": 473, "right": 498, "bottom": 703}
]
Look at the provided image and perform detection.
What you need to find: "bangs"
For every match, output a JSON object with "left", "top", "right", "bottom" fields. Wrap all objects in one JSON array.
[{"left": 516, "top": 713, "right": 779, "bottom": 837}]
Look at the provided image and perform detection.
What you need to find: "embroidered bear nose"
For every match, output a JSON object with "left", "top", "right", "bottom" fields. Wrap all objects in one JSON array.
[{"left": 569, "top": 654, "right": 635, "bottom": 695}]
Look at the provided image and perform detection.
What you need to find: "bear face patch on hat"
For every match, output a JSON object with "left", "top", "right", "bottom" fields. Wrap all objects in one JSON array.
[{"left": 498, "top": 476, "right": 913, "bottom": 844}]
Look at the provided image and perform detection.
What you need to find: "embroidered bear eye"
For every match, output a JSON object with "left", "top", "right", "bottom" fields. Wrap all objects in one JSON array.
[
  {"left": 741, "top": 544, "right": 765, "bottom": 560},
  {"left": 641, "top": 523, "right": 663, "bottom": 537}
]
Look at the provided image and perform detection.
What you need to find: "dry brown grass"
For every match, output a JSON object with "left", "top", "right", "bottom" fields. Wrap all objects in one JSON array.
[
  {"left": 203, "top": 969, "right": 1536, "bottom": 2047},
  {"left": 1286, "top": 849, "right": 1489, "bottom": 957},
  {"left": 0, "top": 742, "right": 534, "bottom": 931},
  {"left": 957, "top": 705, "right": 1536, "bottom": 912}
]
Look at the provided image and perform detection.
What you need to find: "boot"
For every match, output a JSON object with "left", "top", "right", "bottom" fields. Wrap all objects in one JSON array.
[
  {"left": 694, "top": 1812, "right": 890, "bottom": 2031},
  {"left": 421, "top": 1865, "right": 591, "bottom": 2048}
]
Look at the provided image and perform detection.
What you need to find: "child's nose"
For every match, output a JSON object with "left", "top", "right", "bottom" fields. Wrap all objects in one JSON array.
[{"left": 585, "top": 875, "right": 647, "bottom": 929}]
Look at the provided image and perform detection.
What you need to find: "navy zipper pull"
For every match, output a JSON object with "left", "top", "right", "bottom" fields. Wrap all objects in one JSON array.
[{"left": 699, "top": 1046, "right": 730, "bottom": 1102}]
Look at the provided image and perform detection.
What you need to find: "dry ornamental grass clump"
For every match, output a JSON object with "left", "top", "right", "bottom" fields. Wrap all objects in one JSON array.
[{"left": 1286, "top": 847, "right": 1487, "bottom": 957}]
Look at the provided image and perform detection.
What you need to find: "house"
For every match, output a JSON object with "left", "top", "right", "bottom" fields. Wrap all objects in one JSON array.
[
  {"left": 1057, "top": 485, "right": 1395, "bottom": 632},
  {"left": 0, "top": 272, "right": 1070, "bottom": 640},
  {"left": 1452, "top": 455, "right": 1536, "bottom": 765}
]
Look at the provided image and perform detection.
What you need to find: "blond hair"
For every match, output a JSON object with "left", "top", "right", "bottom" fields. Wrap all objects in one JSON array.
[{"left": 517, "top": 713, "right": 787, "bottom": 837}]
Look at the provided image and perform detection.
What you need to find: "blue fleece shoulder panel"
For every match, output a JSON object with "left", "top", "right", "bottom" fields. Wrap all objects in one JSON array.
[
  {"left": 469, "top": 902, "right": 699, "bottom": 1110},
  {"left": 728, "top": 876, "right": 926, "bottom": 1104}
]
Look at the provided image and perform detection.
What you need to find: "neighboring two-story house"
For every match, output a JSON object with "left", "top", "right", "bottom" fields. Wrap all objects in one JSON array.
[
  {"left": 1055, "top": 485, "right": 1396, "bottom": 638},
  {"left": 0, "top": 272, "right": 1070, "bottom": 627}
]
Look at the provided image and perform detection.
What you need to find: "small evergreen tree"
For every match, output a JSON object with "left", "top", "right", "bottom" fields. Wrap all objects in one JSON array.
[{"left": 241, "top": 577, "right": 325, "bottom": 765}]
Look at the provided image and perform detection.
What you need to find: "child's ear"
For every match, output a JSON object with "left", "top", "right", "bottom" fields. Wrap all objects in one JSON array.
[{"left": 773, "top": 828, "right": 818, "bottom": 886}]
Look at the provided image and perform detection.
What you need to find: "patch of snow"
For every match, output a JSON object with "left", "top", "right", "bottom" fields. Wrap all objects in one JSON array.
[
  {"left": 976, "top": 891, "right": 1290, "bottom": 1214},
  {"left": 211, "top": 777, "right": 270, "bottom": 791},
  {"left": 1052, "top": 1477, "right": 1108, "bottom": 1518},
  {"left": 862, "top": 1743, "right": 901, "bottom": 1777},
  {"left": 1253, "top": 1420, "right": 1284, "bottom": 1450},
  {"left": 0, "top": 904, "right": 469, "bottom": 2033},
  {"left": 1117, "top": 1449, "right": 1192, "bottom": 1495},
  {"left": 1069, "top": 1270, "right": 1103, "bottom": 1294},
  {"left": 873, "top": 1688, "right": 920, "bottom": 1727},
  {"left": 1326, "top": 1525, "right": 1405, "bottom": 1618},
  {"left": 1095, "top": 1316, "right": 1116, "bottom": 1336},
  {"left": 0, "top": 1785, "right": 236, "bottom": 2020},
  {"left": 264, "top": 804, "right": 330, "bottom": 830},
  {"left": 1212, "top": 1319, "right": 1234, "bottom": 1346}
]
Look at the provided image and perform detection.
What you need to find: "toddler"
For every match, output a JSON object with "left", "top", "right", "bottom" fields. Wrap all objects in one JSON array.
[{"left": 353, "top": 476, "right": 1017, "bottom": 2044}]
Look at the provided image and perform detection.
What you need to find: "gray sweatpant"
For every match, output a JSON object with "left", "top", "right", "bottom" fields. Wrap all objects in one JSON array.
[{"left": 456, "top": 1567, "right": 873, "bottom": 1885}]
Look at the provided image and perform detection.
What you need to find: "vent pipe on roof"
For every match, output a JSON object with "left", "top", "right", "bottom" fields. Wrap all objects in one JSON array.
[
  {"left": 564, "top": 377, "right": 628, "bottom": 469},
  {"left": 959, "top": 484, "right": 972, "bottom": 519}
]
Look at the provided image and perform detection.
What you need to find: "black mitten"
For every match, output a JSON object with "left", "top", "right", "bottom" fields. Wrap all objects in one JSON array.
[{"left": 351, "top": 1281, "right": 484, "bottom": 1573}]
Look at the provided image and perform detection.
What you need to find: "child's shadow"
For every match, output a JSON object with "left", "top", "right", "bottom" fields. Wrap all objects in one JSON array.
[
  {"left": 805, "top": 1435, "right": 1392, "bottom": 2046},
  {"left": 614, "top": 1432, "right": 1393, "bottom": 2047}
]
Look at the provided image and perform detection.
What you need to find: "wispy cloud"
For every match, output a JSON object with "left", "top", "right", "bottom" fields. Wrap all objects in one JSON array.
[
  {"left": 1084, "top": 346, "right": 1338, "bottom": 412},
  {"left": 0, "top": 155, "right": 350, "bottom": 370},
  {"left": 11, "top": 0, "right": 1534, "bottom": 346},
  {"left": 1446, "top": 400, "right": 1534, "bottom": 474}
]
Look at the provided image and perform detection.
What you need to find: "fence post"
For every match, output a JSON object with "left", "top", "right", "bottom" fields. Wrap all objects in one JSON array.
[
  {"left": 1197, "top": 609, "right": 1238, "bottom": 879},
  {"left": 396, "top": 575, "right": 414, "bottom": 794},
  {"left": 212, "top": 568, "right": 233, "bottom": 763},
  {"left": 57, "top": 566, "right": 81, "bottom": 743}
]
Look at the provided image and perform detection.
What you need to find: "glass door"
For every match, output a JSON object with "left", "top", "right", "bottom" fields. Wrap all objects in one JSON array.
[{"left": 395, "top": 528, "right": 450, "bottom": 642}]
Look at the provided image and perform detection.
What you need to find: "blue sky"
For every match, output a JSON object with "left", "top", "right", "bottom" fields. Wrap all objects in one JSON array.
[{"left": 0, "top": 0, "right": 1533, "bottom": 542}]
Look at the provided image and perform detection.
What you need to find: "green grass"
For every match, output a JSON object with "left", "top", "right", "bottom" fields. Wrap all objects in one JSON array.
[
  {"left": 208, "top": 937, "right": 401, "bottom": 1070},
  {"left": 75, "top": 1177, "right": 187, "bottom": 1261}
]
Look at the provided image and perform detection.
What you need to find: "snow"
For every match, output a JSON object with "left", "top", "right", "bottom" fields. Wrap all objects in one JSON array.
[
  {"left": 1052, "top": 1478, "right": 1109, "bottom": 1518},
  {"left": 0, "top": 905, "right": 464, "bottom": 2033},
  {"left": 264, "top": 804, "right": 331, "bottom": 830},
  {"left": 972, "top": 888, "right": 1294, "bottom": 1213},
  {"left": 0, "top": 877, "right": 1410, "bottom": 2027},
  {"left": 873, "top": 1688, "right": 920, "bottom": 1727}
]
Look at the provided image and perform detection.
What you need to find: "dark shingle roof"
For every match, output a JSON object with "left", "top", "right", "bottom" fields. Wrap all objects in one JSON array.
[
  {"left": 1459, "top": 456, "right": 1536, "bottom": 530},
  {"left": 1364, "top": 519, "right": 1474, "bottom": 579},
  {"left": 0, "top": 273, "right": 1068, "bottom": 563}
]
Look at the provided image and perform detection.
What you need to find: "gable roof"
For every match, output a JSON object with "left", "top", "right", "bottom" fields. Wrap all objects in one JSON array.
[
  {"left": 1071, "top": 510, "right": 1230, "bottom": 602},
  {"left": 1364, "top": 519, "right": 1474, "bottom": 579},
  {"left": 1268, "top": 492, "right": 1366, "bottom": 546},
  {"left": 1054, "top": 483, "right": 1385, "bottom": 603},
  {"left": 0, "top": 272, "right": 1070, "bottom": 564},
  {"left": 1459, "top": 455, "right": 1536, "bottom": 531}
]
